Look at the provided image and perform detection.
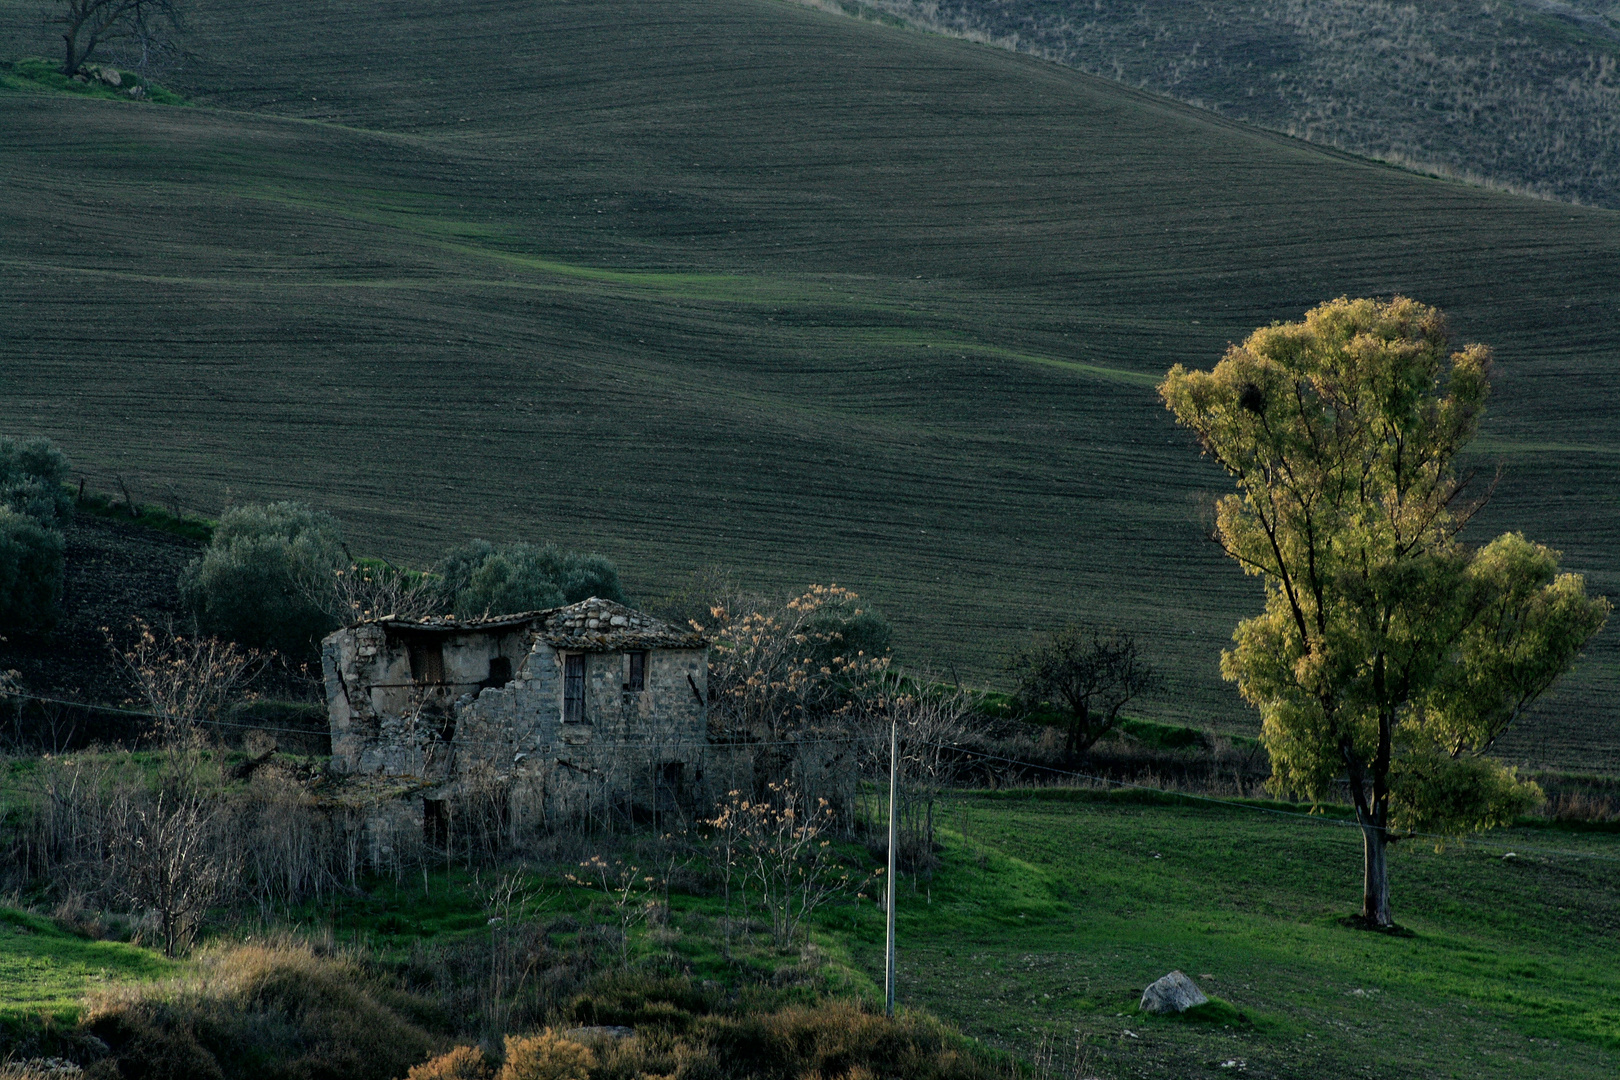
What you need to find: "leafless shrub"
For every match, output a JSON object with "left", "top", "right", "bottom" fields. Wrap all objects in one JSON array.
[
  {"left": 704, "top": 781, "right": 869, "bottom": 948},
  {"left": 565, "top": 855, "right": 658, "bottom": 960},
  {"left": 20, "top": 750, "right": 234, "bottom": 955},
  {"left": 857, "top": 676, "right": 979, "bottom": 870},
  {"left": 105, "top": 618, "right": 264, "bottom": 742},
  {"left": 301, "top": 560, "right": 445, "bottom": 627},
  {"left": 477, "top": 869, "right": 553, "bottom": 1029},
  {"left": 105, "top": 782, "right": 234, "bottom": 956}
]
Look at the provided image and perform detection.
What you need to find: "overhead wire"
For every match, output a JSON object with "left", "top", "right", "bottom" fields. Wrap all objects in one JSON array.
[{"left": 4, "top": 688, "right": 1616, "bottom": 862}]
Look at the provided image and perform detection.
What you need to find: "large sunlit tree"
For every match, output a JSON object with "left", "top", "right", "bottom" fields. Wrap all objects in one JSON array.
[{"left": 1161, "top": 296, "right": 1609, "bottom": 928}]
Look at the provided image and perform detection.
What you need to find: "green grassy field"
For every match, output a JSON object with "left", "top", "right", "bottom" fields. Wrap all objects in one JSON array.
[
  {"left": 333, "top": 791, "right": 1620, "bottom": 1078},
  {"left": 1, "top": 0, "right": 1617, "bottom": 766},
  {"left": 0, "top": 907, "right": 177, "bottom": 1026},
  {"left": 880, "top": 790, "right": 1620, "bottom": 1078},
  {"left": 14, "top": 787, "right": 1615, "bottom": 1079}
]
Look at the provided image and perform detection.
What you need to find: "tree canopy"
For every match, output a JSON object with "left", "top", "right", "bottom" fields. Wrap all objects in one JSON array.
[
  {"left": 1161, "top": 296, "right": 1609, "bottom": 927},
  {"left": 1005, "top": 625, "right": 1156, "bottom": 756},
  {"left": 50, "top": 0, "right": 183, "bottom": 78},
  {"left": 434, "top": 540, "right": 625, "bottom": 619},
  {"left": 179, "top": 501, "right": 346, "bottom": 658}
]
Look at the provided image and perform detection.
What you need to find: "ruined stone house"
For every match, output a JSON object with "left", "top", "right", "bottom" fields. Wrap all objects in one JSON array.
[{"left": 320, "top": 597, "right": 710, "bottom": 831}]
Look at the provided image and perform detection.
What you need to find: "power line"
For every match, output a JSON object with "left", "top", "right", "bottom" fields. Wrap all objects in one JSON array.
[
  {"left": 5, "top": 688, "right": 1614, "bottom": 863},
  {"left": 0, "top": 689, "right": 872, "bottom": 749}
]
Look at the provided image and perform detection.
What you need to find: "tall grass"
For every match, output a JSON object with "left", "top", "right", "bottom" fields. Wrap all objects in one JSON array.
[
  {"left": 83, "top": 940, "right": 439, "bottom": 1080},
  {"left": 81, "top": 937, "right": 1003, "bottom": 1080}
]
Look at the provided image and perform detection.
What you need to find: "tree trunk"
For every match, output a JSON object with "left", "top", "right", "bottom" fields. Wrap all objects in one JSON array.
[
  {"left": 1343, "top": 724, "right": 1394, "bottom": 928},
  {"left": 1360, "top": 818, "right": 1392, "bottom": 927}
]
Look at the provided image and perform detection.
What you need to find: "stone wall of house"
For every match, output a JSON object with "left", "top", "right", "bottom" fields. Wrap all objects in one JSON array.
[
  {"left": 450, "top": 643, "right": 709, "bottom": 822},
  {"left": 322, "top": 599, "right": 719, "bottom": 835}
]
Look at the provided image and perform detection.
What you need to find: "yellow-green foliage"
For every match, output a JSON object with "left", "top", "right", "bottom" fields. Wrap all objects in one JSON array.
[
  {"left": 1161, "top": 297, "right": 1610, "bottom": 830},
  {"left": 1390, "top": 734, "right": 1544, "bottom": 841}
]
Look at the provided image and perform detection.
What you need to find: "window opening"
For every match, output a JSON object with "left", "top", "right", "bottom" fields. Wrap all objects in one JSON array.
[
  {"left": 485, "top": 656, "right": 512, "bottom": 688},
  {"left": 408, "top": 639, "right": 445, "bottom": 685},
  {"left": 563, "top": 653, "right": 586, "bottom": 724},
  {"left": 423, "top": 798, "right": 448, "bottom": 847},
  {"left": 627, "top": 650, "right": 647, "bottom": 692}
]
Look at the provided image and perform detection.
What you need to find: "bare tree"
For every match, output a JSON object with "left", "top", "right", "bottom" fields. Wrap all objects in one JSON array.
[
  {"left": 890, "top": 680, "right": 976, "bottom": 866},
  {"left": 299, "top": 560, "right": 445, "bottom": 627},
  {"left": 1005, "top": 625, "right": 1157, "bottom": 758},
  {"left": 106, "top": 618, "right": 264, "bottom": 742},
  {"left": 49, "top": 0, "right": 183, "bottom": 79},
  {"left": 704, "top": 781, "right": 867, "bottom": 947},
  {"left": 106, "top": 782, "right": 233, "bottom": 956}
]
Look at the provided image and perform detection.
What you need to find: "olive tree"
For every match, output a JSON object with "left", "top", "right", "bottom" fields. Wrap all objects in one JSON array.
[
  {"left": 1161, "top": 296, "right": 1610, "bottom": 928},
  {"left": 0, "top": 507, "right": 66, "bottom": 632},
  {"left": 0, "top": 435, "right": 73, "bottom": 528},
  {"left": 435, "top": 540, "right": 625, "bottom": 619},
  {"left": 179, "top": 502, "right": 345, "bottom": 657}
]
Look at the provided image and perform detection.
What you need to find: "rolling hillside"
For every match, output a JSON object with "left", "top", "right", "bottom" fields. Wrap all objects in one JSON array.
[
  {"left": 841, "top": 0, "right": 1620, "bottom": 208},
  {"left": 1, "top": 0, "right": 1617, "bottom": 767}
]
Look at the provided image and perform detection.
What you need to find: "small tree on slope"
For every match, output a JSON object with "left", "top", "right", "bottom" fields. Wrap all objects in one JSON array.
[
  {"left": 50, "top": 0, "right": 183, "bottom": 78},
  {"left": 1160, "top": 296, "right": 1609, "bottom": 928}
]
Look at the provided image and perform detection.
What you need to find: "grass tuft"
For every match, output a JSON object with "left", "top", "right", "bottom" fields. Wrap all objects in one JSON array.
[
  {"left": 71, "top": 485, "right": 213, "bottom": 543},
  {"left": 2, "top": 57, "right": 185, "bottom": 105}
]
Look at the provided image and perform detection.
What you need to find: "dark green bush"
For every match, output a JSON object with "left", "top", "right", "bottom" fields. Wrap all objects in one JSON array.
[
  {"left": 436, "top": 541, "right": 625, "bottom": 619},
  {"left": 178, "top": 502, "right": 344, "bottom": 656},
  {"left": 0, "top": 506, "right": 66, "bottom": 631},
  {"left": 565, "top": 971, "right": 711, "bottom": 1033},
  {"left": 804, "top": 605, "right": 893, "bottom": 668},
  {"left": 0, "top": 435, "right": 73, "bottom": 528}
]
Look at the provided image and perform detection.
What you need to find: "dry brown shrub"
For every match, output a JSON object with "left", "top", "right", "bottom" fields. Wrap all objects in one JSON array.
[
  {"left": 83, "top": 940, "right": 437, "bottom": 1080},
  {"left": 497, "top": 1031, "right": 595, "bottom": 1080},
  {"left": 699, "top": 999, "right": 993, "bottom": 1080},
  {"left": 408, "top": 1045, "right": 493, "bottom": 1080}
]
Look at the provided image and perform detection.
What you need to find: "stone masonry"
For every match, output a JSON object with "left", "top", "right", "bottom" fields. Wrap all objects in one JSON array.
[{"left": 321, "top": 598, "right": 710, "bottom": 825}]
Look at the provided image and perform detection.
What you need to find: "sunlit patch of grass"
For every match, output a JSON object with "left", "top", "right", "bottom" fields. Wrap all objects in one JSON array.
[
  {"left": 0, "top": 908, "right": 178, "bottom": 1026},
  {"left": 871, "top": 789, "right": 1620, "bottom": 1076}
]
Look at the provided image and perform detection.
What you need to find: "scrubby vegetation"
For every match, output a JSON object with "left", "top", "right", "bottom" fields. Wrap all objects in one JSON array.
[
  {"left": 0, "top": 510, "right": 65, "bottom": 632},
  {"left": 0, "top": 438, "right": 72, "bottom": 632},
  {"left": 178, "top": 502, "right": 346, "bottom": 658}
]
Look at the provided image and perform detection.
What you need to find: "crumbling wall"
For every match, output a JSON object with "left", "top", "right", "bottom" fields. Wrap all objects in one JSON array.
[{"left": 321, "top": 603, "right": 716, "bottom": 834}]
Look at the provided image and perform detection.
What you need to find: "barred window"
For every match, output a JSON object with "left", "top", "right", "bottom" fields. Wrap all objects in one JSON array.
[{"left": 563, "top": 653, "right": 585, "bottom": 724}]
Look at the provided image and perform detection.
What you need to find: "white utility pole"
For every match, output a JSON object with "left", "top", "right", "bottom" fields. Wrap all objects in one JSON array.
[{"left": 885, "top": 714, "right": 898, "bottom": 1018}]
